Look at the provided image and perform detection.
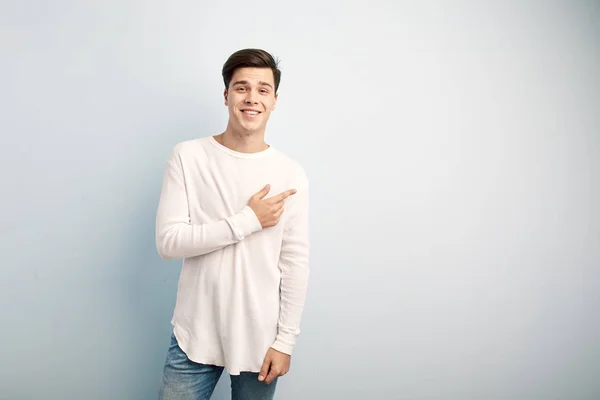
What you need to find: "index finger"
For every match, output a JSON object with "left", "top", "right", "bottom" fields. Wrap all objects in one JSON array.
[
  {"left": 272, "top": 189, "right": 297, "bottom": 203},
  {"left": 265, "top": 368, "right": 279, "bottom": 385}
]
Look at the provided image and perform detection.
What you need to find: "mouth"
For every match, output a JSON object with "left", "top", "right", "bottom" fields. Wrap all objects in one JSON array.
[{"left": 241, "top": 109, "right": 261, "bottom": 118}]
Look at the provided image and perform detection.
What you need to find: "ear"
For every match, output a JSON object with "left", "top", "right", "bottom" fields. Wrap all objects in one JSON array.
[
  {"left": 272, "top": 92, "right": 278, "bottom": 111},
  {"left": 223, "top": 89, "right": 228, "bottom": 106}
]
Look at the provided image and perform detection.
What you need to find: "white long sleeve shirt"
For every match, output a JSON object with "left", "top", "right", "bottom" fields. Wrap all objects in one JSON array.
[{"left": 155, "top": 136, "right": 310, "bottom": 375}]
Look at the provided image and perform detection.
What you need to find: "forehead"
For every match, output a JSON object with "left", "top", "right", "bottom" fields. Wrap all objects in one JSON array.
[{"left": 230, "top": 67, "right": 274, "bottom": 86}]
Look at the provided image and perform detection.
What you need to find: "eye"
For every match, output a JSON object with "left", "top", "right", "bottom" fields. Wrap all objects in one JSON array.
[
  {"left": 237, "top": 87, "right": 246, "bottom": 92},
  {"left": 260, "top": 89, "right": 269, "bottom": 94}
]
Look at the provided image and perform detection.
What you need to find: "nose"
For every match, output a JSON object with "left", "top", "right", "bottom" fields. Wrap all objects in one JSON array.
[{"left": 245, "top": 91, "right": 258, "bottom": 104}]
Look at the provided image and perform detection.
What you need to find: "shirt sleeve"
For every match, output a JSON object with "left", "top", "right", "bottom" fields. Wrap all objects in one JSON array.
[
  {"left": 155, "top": 151, "right": 262, "bottom": 260},
  {"left": 271, "top": 172, "right": 310, "bottom": 355}
]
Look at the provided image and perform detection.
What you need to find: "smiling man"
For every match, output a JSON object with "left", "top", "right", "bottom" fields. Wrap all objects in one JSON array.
[{"left": 155, "top": 49, "right": 310, "bottom": 400}]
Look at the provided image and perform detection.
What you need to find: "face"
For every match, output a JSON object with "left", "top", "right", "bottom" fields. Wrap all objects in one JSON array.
[{"left": 224, "top": 67, "right": 278, "bottom": 135}]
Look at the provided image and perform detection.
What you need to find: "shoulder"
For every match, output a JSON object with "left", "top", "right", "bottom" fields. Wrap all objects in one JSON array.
[
  {"left": 170, "top": 137, "right": 211, "bottom": 157},
  {"left": 166, "top": 137, "right": 212, "bottom": 166}
]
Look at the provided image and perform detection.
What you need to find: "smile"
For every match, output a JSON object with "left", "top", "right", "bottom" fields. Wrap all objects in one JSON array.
[{"left": 241, "top": 110, "right": 261, "bottom": 118}]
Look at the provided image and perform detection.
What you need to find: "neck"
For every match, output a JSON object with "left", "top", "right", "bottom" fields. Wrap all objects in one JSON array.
[{"left": 216, "top": 123, "right": 269, "bottom": 153}]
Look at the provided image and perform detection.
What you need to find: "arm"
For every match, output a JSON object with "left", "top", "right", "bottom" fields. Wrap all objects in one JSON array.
[
  {"left": 155, "top": 158, "right": 262, "bottom": 260},
  {"left": 271, "top": 174, "right": 310, "bottom": 355}
]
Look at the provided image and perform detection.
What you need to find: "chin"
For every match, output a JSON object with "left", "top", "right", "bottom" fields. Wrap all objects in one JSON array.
[{"left": 239, "top": 122, "right": 263, "bottom": 133}]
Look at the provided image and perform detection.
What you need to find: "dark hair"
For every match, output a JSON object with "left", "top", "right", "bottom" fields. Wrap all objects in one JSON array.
[{"left": 222, "top": 49, "right": 281, "bottom": 93}]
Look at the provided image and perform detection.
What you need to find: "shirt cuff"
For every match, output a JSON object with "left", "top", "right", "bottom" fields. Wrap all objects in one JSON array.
[
  {"left": 271, "top": 335, "right": 295, "bottom": 356},
  {"left": 226, "top": 205, "right": 263, "bottom": 240}
]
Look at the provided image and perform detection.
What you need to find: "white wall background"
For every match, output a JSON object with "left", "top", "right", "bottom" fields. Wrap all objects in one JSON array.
[{"left": 1, "top": 1, "right": 599, "bottom": 399}]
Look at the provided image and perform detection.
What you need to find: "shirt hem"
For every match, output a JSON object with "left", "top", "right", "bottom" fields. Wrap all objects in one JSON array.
[{"left": 172, "top": 325, "right": 262, "bottom": 376}]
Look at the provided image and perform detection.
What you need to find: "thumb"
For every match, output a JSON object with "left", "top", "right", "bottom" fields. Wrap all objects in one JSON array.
[
  {"left": 258, "top": 356, "right": 271, "bottom": 382},
  {"left": 251, "top": 184, "right": 270, "bottom": 201},
  {"left": 259, "top": 184, "right": 271, "bottom": 198}
]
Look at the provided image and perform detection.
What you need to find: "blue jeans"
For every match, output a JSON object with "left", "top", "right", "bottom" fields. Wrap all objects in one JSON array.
[{"left": 158, "top": 333, "right": 278, "bottom": 400}]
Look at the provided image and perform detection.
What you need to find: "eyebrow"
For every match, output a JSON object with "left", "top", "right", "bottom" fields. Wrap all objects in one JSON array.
[{"left": 231, "top": 80, "right": 273, "bottom": 89}]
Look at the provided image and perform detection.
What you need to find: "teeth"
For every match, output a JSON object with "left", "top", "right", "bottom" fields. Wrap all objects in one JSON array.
[{"left": 244, "top": 110, "right": 258, "bottom": 115}]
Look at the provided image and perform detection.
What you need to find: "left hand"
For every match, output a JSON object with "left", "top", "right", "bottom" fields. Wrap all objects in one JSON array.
[{"left": 258, "top": 347, "right": 291, "bottom": 384}]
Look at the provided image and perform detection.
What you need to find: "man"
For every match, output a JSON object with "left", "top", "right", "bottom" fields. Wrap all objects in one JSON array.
[{"left": 155, "top": 48, "right": 310, "bottom": 400}]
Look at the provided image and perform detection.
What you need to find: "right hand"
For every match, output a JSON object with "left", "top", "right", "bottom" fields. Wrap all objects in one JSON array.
[{"left": 248, "top": 184, "right": 297, "bottom": 228}]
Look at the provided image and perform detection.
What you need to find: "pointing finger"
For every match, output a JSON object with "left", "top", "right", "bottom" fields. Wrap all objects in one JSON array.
[{"left": 273, "top": 189, "right": 297, "bottom": 203}]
